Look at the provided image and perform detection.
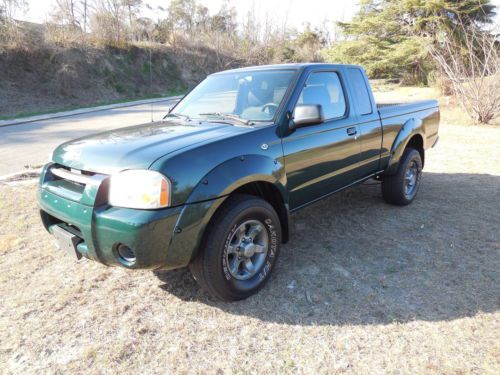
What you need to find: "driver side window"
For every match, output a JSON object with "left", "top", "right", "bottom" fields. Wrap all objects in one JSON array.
[
  {"left": 238, "top": 72, "right": 294, "bottom": 121},
  {"left": 297, "top": 72, "right": 347, "bottom": 120}
]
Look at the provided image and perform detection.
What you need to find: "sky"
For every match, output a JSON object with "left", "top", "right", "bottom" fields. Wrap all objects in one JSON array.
[
  {"left": 16, "top": 0, "right": 500, "bottom": 29},
  {"left": 19, "top": 0, "right": 359, "bottom": 30}
]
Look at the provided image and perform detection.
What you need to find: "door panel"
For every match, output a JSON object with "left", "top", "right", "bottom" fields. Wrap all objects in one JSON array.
[
  {"left": 282, "top": 71, "right": 365, "bottom": 210},
  {"left": 357, "top": 115, "right": 383, "bottom": 175},
  {"left": 346, "top": 68, "right": 383, "bottom": 176},
  {"left": 283, "top": 119, "right": 362, "bottom": 209}
]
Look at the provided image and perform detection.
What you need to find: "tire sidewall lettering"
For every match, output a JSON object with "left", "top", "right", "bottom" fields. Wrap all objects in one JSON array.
[
  {"left": 221, "top": 215, "right": 278, "bottom": 285},
  {"left": 258, "top": 217, "right": 278, "bottom": 281},
  {"left": 222, "top": 223, "right": 238, "bottom": 281}
]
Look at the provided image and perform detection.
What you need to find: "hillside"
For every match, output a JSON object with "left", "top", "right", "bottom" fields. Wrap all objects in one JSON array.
[{"left": 0, "top": 43, "right": 232, "bottom": 118}]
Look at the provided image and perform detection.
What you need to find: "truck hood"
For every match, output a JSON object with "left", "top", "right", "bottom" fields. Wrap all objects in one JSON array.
[{"left": 52, "top": 120, "right": 250, "bottom": 174}]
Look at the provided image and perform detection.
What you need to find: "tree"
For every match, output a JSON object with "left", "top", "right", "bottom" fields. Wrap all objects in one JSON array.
[
  {"left": 0, "top": 0, "right": 27, "bottom": 44},
  {"left": 81, "top": 0, "right": 87, "bottom": 33},
  {"left": 323, "top": 0, "right": 496, "bottom": 84},
  {"left": 295, "top": 25, "right": 326, "bottom": 60},
  {"left": 122, "top": 0, "right": 142, "bottom": 40},
  {"left": 52, "top": 0, "right": 80, "bottom": 27},
  {"left": 209, "top": 1, "right": 237, "bottom": 34},
  {"left": 402, "top": 0, "right": 496, "bottom": 38},
  {"left": 426, "top": 19, "right": 499, "bottom": 124},
  {"left": 167, "top": 0, "right": 197, "bottom": 33},
  {"left": 90, "top": 0, "right": 127, "bottom": 43},
  {"left": 46, "top": 0, "right": 85, "bottom": 44},
  {"left": 0, "top": 0, "right": 26, "bottom": 21}
]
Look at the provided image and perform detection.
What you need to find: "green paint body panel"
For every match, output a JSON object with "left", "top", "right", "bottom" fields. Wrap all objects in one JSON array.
[
  {"left": 38, "top": 63, "right": 440, "bottom": 270},
  {"left": 38, "top": 173, "right": 225, "bottom": 270}
]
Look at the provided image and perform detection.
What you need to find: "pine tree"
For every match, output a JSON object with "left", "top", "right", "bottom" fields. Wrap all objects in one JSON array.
[{"left": 323, "top": 0, "right": 496, "bottom": 84}]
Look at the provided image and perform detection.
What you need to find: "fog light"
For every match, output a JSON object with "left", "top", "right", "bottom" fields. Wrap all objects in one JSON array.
[{"left": 117, "top": 244, "right": 136, "bottom": 263}]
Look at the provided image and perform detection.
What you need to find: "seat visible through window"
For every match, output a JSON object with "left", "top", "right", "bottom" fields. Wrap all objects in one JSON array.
[{"left": 297, "top": 72, "right": 346, "bottom": 119}]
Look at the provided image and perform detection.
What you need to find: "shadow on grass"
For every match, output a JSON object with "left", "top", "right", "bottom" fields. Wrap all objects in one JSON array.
[{"left": 154, "top": 172, "right": 500, "bottom": 325}]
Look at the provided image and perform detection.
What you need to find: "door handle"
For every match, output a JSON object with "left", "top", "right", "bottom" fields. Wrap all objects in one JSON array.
[{"left": 346, "top": 127, "right": 357, "bottom": 136}]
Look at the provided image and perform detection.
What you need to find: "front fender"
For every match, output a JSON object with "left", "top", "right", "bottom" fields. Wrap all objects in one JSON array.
[
  {"left": 385, "top": 118, "right": 425, "bottom": 175},
  {"left": 165, "top": 155, "right": 287, "bottom": 266},
  {"left": 185, "top": 154, "right": 287, "bottom": 204}
]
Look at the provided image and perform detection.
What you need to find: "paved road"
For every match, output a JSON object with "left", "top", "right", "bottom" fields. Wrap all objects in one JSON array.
[{"left": 0, "top": 99, "right": 177, "bottom": 176}]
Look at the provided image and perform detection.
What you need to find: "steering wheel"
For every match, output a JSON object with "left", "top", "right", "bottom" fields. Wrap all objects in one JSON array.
[{"left": 261, "top": 102, "right": 279, "bottom": 115}]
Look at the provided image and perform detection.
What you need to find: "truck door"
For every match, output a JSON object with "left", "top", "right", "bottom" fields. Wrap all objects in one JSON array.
[
  {"left": 346, "top": 68, "right": 383, "bottom": 176},
  {"left": 282, "top": 70, "right": 363, "bottom": 209}
]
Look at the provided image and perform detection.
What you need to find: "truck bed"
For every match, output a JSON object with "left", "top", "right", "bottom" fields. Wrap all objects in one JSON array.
[{"left": 377, "top": 100, "right": 439, "bottom": 119}]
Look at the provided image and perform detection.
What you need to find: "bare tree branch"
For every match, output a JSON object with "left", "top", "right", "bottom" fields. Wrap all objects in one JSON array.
[{"left": 425, "top": 17, "right": 499, "bottom": 124}]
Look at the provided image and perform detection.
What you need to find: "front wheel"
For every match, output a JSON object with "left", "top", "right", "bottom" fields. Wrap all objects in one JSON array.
[
  {"left": 189, "top": 194, "right": 281, "bottom": 301},
  {"left": 381, "top": 148, "right": 423, "bottom": 205}
]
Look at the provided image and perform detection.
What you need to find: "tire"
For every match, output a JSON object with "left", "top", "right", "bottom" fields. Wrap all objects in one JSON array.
[
  {"left": 189, "top": 194, "right": 282, "bottom": 301},
  {"left": 382, "top": 148, "right": 423, "bottom": 206}
]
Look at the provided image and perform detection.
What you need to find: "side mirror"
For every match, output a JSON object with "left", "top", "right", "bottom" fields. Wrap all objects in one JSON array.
[{"left": 290, "top": 105, "right": 324, "bottom": 129}]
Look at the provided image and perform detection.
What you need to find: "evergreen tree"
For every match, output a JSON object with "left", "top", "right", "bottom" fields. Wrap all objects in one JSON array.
[{"left": 323, "top": 0, "right": 496, "bottom": 84}]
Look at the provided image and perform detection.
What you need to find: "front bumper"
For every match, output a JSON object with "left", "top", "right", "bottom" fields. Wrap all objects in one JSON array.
[
  {"left": 39, "top": 187, "right": 180, "bottom": 268},
  {"left": 37, "top": 163, "right": 226, "bottom": 269}
]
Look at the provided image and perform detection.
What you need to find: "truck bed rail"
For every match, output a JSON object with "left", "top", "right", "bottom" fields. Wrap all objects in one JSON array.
[{"left": 377, "top": 100, "right": 439, "bottom": 119}]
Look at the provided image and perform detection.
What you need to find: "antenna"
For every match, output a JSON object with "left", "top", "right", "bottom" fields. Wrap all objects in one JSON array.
[{"left": 149, "top": 46, "right": 153, "bottom": 123}]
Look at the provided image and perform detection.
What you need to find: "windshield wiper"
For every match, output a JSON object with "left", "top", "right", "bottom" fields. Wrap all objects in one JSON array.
[
  {"left": 163, "top": 112, "right": 191, "bottom": 121},
  {"left": 198, "top": 112, "right": 251, "bottom": 126}
]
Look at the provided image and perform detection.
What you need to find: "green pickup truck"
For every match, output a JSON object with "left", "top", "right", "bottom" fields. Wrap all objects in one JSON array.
[{"left": 38, "top": 63, "right": 439, "bottom": 301}]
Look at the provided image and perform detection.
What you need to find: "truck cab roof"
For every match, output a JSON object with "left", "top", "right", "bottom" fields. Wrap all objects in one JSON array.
[{"left": 211, "top": 63, "right": 365, "bottom": 75}]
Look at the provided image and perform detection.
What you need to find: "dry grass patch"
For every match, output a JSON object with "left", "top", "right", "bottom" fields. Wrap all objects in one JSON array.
[
  {"left": 372, "top": 83, "right": 500, "bottom": 126},
  {"left": 0, "top": 123, "right": 499, "bottom": 374},
  {"left": 0, "top": 234, "right": 21, "bottom": 255}
]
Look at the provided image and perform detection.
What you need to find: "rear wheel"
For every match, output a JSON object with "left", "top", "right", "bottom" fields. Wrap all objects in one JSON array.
[
  {"left": 382, "top": 148, "right": 423, "bottom": 205},
  {"left": 189, "top": 194, "right": 281, "bottom": 301}
]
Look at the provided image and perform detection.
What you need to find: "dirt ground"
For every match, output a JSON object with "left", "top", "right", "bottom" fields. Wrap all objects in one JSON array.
[{"left": 0, "top": 121, "right": 499, "bottom": 374}]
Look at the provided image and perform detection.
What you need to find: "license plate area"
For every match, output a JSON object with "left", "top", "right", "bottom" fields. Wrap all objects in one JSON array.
[{"left": 52, "top": 225, "right": 82, "bottom": 260}]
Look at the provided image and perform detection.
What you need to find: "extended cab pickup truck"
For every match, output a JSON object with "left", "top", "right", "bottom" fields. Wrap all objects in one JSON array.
[{"left": 38, "top": 63, "right": 439, "bottom": 301}]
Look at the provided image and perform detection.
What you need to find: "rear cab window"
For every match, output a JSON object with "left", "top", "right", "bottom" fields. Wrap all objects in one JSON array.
[{"left": 347, "top": 68, "right": 373, "bottom": 115}]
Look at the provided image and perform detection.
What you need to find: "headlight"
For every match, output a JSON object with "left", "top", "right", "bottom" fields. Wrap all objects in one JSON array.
[{"left": 108, "top": 170, "right": 171, "bottom": 209}]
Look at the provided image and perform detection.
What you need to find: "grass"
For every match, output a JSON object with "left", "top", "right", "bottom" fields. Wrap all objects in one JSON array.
[
  {"left": 0, "top": 89, "right": 186, "bottom": 121},
  {"left": 0, "top": 234, "right": 20, "bottom": 255},
  {"left": 0, "top": 118, "right": 499, "bottom": 373}
]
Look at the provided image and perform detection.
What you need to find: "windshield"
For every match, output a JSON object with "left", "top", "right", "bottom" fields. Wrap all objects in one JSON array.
[{"left": 171, "top": 69, "right": 296, "bottom": 122}]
